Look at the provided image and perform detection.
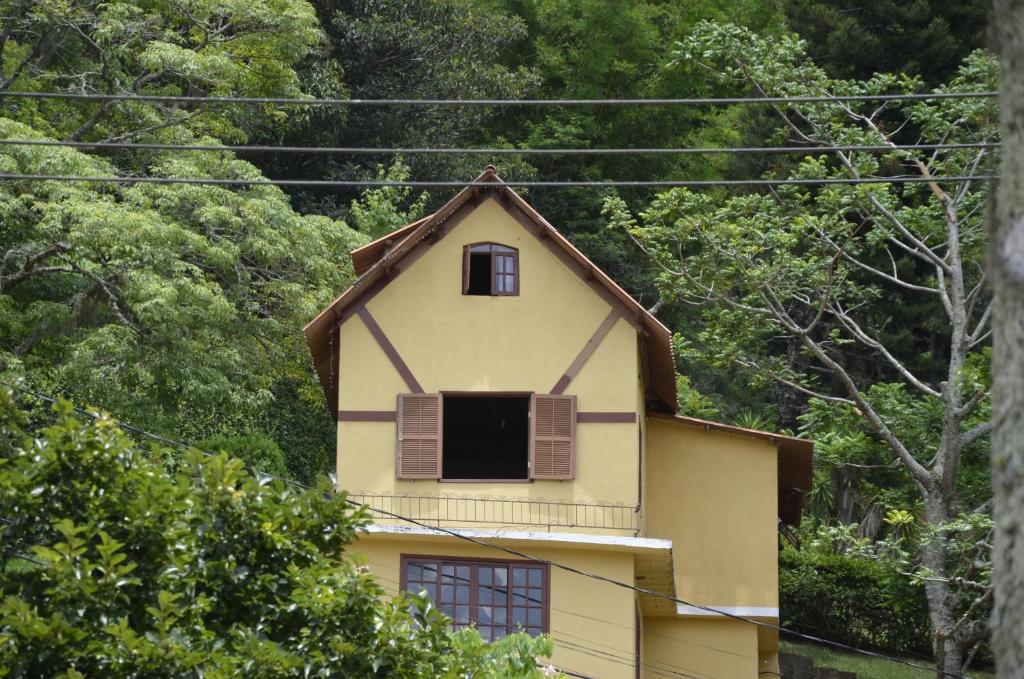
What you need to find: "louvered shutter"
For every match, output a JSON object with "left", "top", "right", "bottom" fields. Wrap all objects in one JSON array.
[
  {"left": 396, "top": 394, "right": 442, "bottom": 479},
  {"left": 531, "top": 394, "right": 576, "bottom": 479}
]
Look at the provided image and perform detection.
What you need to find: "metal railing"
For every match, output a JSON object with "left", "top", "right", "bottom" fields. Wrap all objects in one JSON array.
[{"left": 347, "top": 491, "right": 642, "bottom": 534}]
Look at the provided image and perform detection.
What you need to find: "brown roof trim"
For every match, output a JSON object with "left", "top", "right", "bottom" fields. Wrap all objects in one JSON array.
[
  {"left": 304, "top": 166, "right": 679, "bottom": 414},
  {"left": 350, "top": 214, "right": 433, "bottom": 276}
]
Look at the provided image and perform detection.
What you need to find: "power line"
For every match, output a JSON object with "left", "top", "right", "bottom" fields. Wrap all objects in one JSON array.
[
  {"left": 0, "top": 381, "right": 968, "bottom": 678},
  {"left": 0, "top": 173, "right": 998, "bottom": 188},
  {"left": 0, "top": 138, "right": 1000, "bottom": 156},
  {"left": 0, "top": 90, "right": 997, "bottom": 106}
]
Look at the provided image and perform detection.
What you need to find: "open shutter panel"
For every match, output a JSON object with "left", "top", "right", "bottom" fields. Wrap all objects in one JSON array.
[
  {"left": 396, "top": 393, "right": 442, "bottom": 479},
  {"left": 531, "top": 394, "right": 576, "bottom": 480}
]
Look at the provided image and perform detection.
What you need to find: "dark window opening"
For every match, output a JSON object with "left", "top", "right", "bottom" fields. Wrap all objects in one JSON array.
[
  {"left": 464, "top": 243, "right": 518, "bottom": 296},
  {"left": 403, "top": 556, "right": 548, "bottom": 639},
  {"left": 442, "top": 396, "right": 529, "bottom": 479},
  {"left": 466, "top": 252, "right": 493, "bottom": 295}
]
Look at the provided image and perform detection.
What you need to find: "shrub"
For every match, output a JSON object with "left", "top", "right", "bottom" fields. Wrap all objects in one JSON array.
[
  {"left": 779, "top": 547, "right": 932, "bottom": 657},
  {"left": 0, "top": 386, "right": 552, "bottom": 677}
]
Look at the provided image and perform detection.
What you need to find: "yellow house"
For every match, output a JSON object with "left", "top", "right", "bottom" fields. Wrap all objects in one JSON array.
[{"left": 304, "top": 167, "right": 813, "bottom": 679}]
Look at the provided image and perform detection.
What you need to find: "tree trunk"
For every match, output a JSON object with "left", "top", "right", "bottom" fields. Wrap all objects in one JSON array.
[
  {"left": 989, "top": 1, "right": 1024, "bottom": 674},
  {"left": 921, "top": 492, "right": 965, "bottom": 676}
]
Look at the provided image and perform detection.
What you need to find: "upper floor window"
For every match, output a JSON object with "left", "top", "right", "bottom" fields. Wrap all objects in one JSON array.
[
  {"left": 463, "top": 243, "right": 518, "bottom": 296},
  {"left": 396, "top": 393, "right": 576, "bottom": 481}
]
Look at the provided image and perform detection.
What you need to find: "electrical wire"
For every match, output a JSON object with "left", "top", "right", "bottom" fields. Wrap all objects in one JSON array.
[
  {"left": 0, "top": 173, "right": 998, "bottom": 188},
  {"left": 0, "top": 138, "right": 1001, "bottom": 156},
  {"left": 0, "top": 381, "right": 970, "bottom": 678},
  {"left": 366, "top": 563, "right": 717, "bottom": 679},
  {"left": 0, "top": 90, "right": 998, "bottom": 106}
]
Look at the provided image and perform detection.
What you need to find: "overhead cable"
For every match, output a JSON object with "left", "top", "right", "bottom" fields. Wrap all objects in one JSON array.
[
  {"left": 0, "top": 381, "right": 968, "bottom": 679},
  {"left": 0, "top": 90, "right": 997, "bottom": 106},
  {"left": 0, "top": 173, "right": 997, "bottom": 188},
  {"left": 0, "top": 138, "right": 1000, "bottom": 156}
]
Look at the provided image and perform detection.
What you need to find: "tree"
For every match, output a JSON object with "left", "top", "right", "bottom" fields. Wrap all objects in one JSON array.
[
  {"left": 781, "top": 0, "right": 986, "bottom": 86},
  {"left": 0, "top": 120, "right": 365, "bottom": 472},
  {"left": 258, "top": 0, "right": 538, "bottom": 217},
  {"left": 605, "top": 23, "right": 997, "bottom": 674},
  {"left": 0, "top": 0, "right": 321, "bottom": 144},
  {"left": 987, "top": 0, "right": 1024, "bottom": 673},
  {"left": 0, "top": 384, "right": 554, "bottom": 677}
]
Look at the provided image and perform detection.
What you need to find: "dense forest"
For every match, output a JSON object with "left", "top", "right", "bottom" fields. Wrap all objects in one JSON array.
[{"left": 0, "top": 0, "right": 998, "bottom": 674}]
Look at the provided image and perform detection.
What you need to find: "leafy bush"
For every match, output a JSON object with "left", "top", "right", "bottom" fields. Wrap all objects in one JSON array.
[
  {"left": 0, "top": 386, "right": 552, "bottom": 677},
  {"left": 779, "top": 547, "right": 932, "bottom": 657}
]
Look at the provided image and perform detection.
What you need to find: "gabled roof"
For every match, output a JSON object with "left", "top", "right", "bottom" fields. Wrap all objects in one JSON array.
[{"left": 303, "top": 166, "right": 678, "bottom": 414}]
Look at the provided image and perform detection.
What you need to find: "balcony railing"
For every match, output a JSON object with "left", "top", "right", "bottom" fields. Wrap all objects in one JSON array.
[{"left": 347, "top": 491, "right": 642, "bottom": 534}]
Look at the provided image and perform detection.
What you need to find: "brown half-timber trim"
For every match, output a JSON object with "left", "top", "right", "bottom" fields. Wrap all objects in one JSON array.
[
  {"left": 550, "top": 308, "right": 621, "bottom": 395},
  {"left": 576, "top": 411, "right": 637, "bottom": 423},
  {"left": 356, "top": 306, "right": 424, "bottom": 393},
  {"left": 337, "top": 410, "right": 396, "bottom": 422}
]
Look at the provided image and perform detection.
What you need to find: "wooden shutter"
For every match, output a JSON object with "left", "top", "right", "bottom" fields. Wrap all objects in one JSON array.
[
  {"left": 396, "top": 394, "right": 442, "bottom": 479},
  {"left": 530, "top": 394, "right": 576, "bottom": 480}
]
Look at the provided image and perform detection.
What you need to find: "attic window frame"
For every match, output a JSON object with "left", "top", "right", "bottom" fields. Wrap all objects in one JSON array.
[{"left": 463, "top": 243, "right": 519, "bottom": 297}]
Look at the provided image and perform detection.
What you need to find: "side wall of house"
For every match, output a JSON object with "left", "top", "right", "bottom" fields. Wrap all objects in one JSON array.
[
  {"left": 644, "top": 417, "right": 779, "bottom": 612},
  {"left": 355, "top": 536, "right": 638, "bottom": 679},
  {"left": 643, "top": 417, "right": 781, "bottom": 676},
  {"left": 335, "top": 197, "right": 642, "bottom": 514},
  {"left": 642, "top": 618, "right": 760, "bottom": 678}
]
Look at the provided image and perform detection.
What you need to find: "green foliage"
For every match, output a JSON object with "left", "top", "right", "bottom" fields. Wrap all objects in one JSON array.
[
  {"left": 348, "top": 161, "right": 430, "bottom": 240},
  {"left": 197, "top": 433, "right": 289, "bottom": 479},
  {"left": 264, "top": 0, "right": 538, "bottom": 216},
  {"left": 780, "top": 547, "right": 931, "bottom": 656},
  {"left": 0, "top": 118, "right": 366, "bottom": 476},
  {"left": 0, "top": 386, "right": 554, "bottom": 677},
  {"left": 781, "top": 0, "right": 986, "bottom": 85},
  {"left": 0, "top": 0, "right": 321, "bottom": 144}
]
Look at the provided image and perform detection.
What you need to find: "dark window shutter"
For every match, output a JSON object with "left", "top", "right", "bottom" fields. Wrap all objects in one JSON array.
[
  {"left": 531, "top": 394, "right": 576, "bottom": 479},
  {"left": 397, "top": 393, "right": 441, "bottom": 479}
]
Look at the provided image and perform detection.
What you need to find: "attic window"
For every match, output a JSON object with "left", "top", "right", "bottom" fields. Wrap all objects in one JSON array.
[{"left": 463, "top": 243, "right": 518, "bottom": 296}]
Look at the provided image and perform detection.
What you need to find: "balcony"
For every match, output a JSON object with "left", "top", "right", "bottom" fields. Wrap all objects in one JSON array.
[{"left": 346, "top": 491, "right": 642, "bottom": 535}]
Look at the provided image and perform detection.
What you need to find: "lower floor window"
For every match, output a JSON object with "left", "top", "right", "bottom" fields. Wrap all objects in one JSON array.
[{"left": 402, "top": 556, "right": 548, "bottom": 640}]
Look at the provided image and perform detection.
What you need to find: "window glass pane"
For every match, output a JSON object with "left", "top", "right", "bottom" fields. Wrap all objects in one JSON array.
[
  {"left": 479, "top": 587, "right": 492, "bottom": 605},
  {"left": 513, "top": 568, "right": 527, "bottom": 586},
  {"left": 495, "top": 275, "right": 505, "bottom": 293},
  {"left": 495, "top": 568, "right": 507, "bottom": 586},
  {"left": 528, "top": 608, "right": 542, "bottom": 627},
  {"left": 503, "top": 274, "right": 514, "bottom": 292},
  {"left": 480, "top": 569, "right": 492, "bottom": 586},
  {"left": 512, "top": 607, "right": 528, "bottom": 627},
  {"left": 506, "top": 256, "right": 515, "bottom": 274},
  {"left": 407, "top": 564, "right": 421, "bottom": 581},
  {"left": 455, "top": 606, "right": 470, "bottom": 624},
  {"left": 494, "top": 607, "right": 507, "bottom": 625},
  {"left": 442, "top": 585, "right": 454, "bottom": 602},
  {"left": 496, "top": 256, "right": 505, "bottom": 274},
  {"left": 479, "top": 606, "right": 492, "bottom": 623},
  {"left": 456, "top": 586, "right": 470, "bottom": 604},
  {"left": 528, "top": 569, "right": 542, "bottom": 587},
  {"left": 471, "top": 244, "right": 492, "bottom": 253},
  {"left": 492, "top": 245, "right": 513, "bottom": 252}
]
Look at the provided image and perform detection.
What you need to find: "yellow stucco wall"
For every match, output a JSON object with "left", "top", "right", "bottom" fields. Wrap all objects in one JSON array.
[
  {"left": 336, "top": 197, "right": 641, "bottom": 512},
  {"left": 645, "top": 417, "right": 779, "bottom": 610},
  {"left": 354, "top": 536, "right": 638, "bottom": 679},
  {"left": 643, "top": 617, "right": 760, "bottom": 678}
]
